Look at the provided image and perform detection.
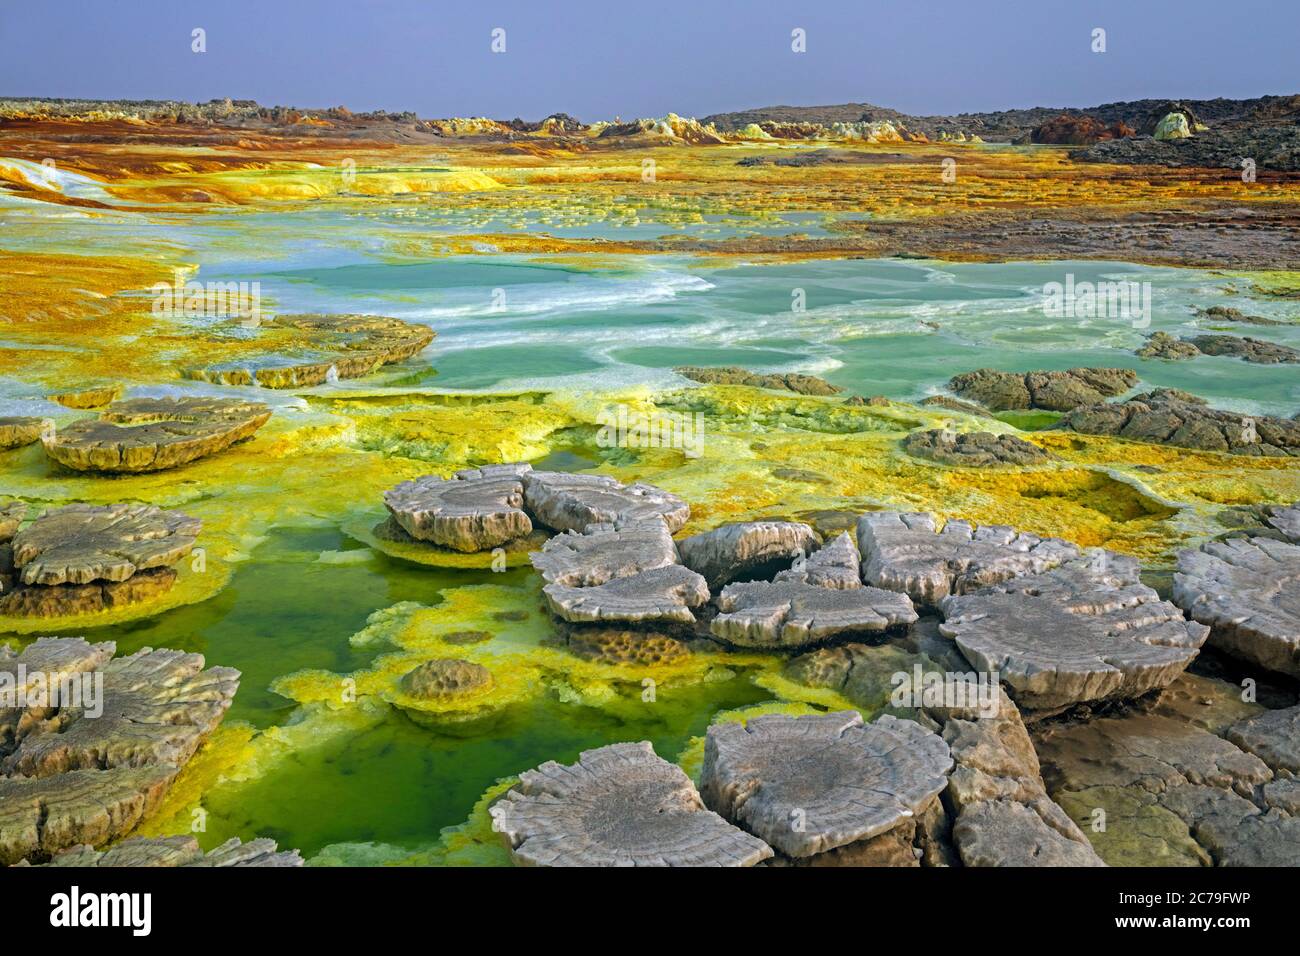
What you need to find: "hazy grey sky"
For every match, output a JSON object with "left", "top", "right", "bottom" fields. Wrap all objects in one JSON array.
[{"left": 1, "top": 0, "right": 1295, "bottom": 119}]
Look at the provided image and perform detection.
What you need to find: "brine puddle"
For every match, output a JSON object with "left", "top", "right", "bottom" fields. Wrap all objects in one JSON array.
[{"left": 79, "top": 525, "right": 771, "bottom": 859}]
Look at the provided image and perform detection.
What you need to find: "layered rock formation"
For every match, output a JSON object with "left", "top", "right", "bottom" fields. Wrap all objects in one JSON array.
[
  {"left": 43, "top": 396, "right": 271, "bottom": 472},
  {"left": 677, "top": 520, "right": 821, "bottom": 589},
  {"left": 711, "top": 579, "right": 916, "bottom": 649},
  {"left": 522, "top": 471, "right": 689, "bottom": 534},
  {"left": 381, "top": 464, "right": 689, "bottom": 557},
  {"left": 939, "top": 563, "right": 1209, "bottom": 711},
  {"left": 28, "top": 835, "right": 302, "bottom": 867},
  {"left": 183, "top": 313, "right": 434, "bottom": 388},
  {"left": 1174, "top": 533, "right": 1300, "bottom": 677},
  {"left": 0, "top": 638, "right": 239, "bottom": 865},
  {"left": 857, "top": 511, "right": 1079, "bottom": 606},
  {"left": 1, "top": 504, "right": 200, "bottom": 618},
  {"left": 0, "top": 417, "right": 45, "bottom": 450},
  {"left": 384, "top": 464, "right": 532, "bottom": 552}
]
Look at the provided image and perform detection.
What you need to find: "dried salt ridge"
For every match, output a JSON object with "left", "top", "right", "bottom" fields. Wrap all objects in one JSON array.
[
  {"left": 1037, "top": 688, "right": 1300, "bottom": 866},
  {"left": 0, "top": 501, "right": 23, "bottom": 541},
  {"left": 1, "top": 504, "right": 200, "bottom": 618},
  {"left": 1173, "top": 530, "right": 1300, "bottom": 678},
  {"left": 183, "top": 313, "right": 434, "bottom": 388},
  {"left": 490, "top": 741, "right": 773, "bottom": 866},
  {"left": 384, "top": 464, "right": 533, "bottom": 552},
  {"left": 677, "top": 520, "right": 822, "bottom": 589},
  {"left": 939, "top": 559, "right": 1209, "bottom": 711},
  {"left": 700, "top": 711, "right": 951, "bottom": 861},
  {"left": 532, "top": 519, "right": 704, "bottom": 644},
  {"left": 857, "top": 511, "right": 1080, "bottom": 606},
  {"left": 947, "top": 367, "right": 1138, "bottom": 411},
  {"left": 522, "top": 471, "right": 689, "bottom": 534},
  {"left": 938, "top": 687, "right": 1106, "bottom": 866},
  {"left": 43, "top": 396, "right": 271, "bottom": 472},
  {"left": 0, "top": 416, "right": 46, "bottom": 450},
  {"left": 27, "top": 835, "right": 303, "bottom": 867},
  {"left": 1060, "top": 388, "right": 1300, "bottom": 456},
  {"left": 712, "top": 582, "right": 916, "bottom": 650},
  {"left": 1266, "top": 502, "right": 1300, "bottom": 544},
  {"left": 774, "top": 531, "right": 862, "bottom": 589},
  {"left": 902, "top": 428, "right": 1051, "bottom": 467},
  {"left": 379, "top": 466, "right": 690, "bottom": 557},
  {"left": 0, "top": 637, "right": 239, "bottom": 865},
  {"left": 701, "top": 529, "right": 917, "bottom": 650}
]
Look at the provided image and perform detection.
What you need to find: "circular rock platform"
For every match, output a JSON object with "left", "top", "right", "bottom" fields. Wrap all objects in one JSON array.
[
  {"left": 43, "top": 396, "right": 271, "bottom": 472},
  {"left": 384, "top": 464, "right": 533, "bottom": 552},
  {"left": 700, "top": 711, "right": 952, "bottom": 858},
  {"left": 941, "top": 562, "right": 1209, "bottom": 710},
  {"left": 490, "top": 741, "right": 773, "bottom": 866},
  {"left": 182, "top": 313, "right": 434, "bottom": 388}
]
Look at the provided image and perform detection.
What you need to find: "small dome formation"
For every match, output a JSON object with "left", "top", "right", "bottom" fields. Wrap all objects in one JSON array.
[
  {"left": 42, "top": 395, "right": 271, "bottom": 473},
  {"left": 1, "top": 503, "right": 200, "bottom": 618},
  {"left": 398, "top": 658, "right": 494, "bottom": 700}
]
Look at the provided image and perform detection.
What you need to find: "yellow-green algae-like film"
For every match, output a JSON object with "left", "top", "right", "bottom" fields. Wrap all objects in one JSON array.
[{"left": 2, "top": 119, "right": 1297, "bottom": 867}]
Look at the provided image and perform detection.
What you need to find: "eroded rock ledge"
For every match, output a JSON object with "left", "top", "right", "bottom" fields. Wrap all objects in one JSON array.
[
  {"left": 1174, "top": 529, "right": 1300, "bottom": 677},
  {"left": 183, "top": 313, "right": 434, "bottom": 388},
  {"left": 24, "top": 835, "right": 302, "bottom": 868},
  {"left": 43, "top": 396, "right": 271, "bottom": 472},
  {"left": 0, "top": 637, "right": 239, "bottom": 865},
  {"left": 1, "top": 503, "right": 201, "bottom": 618}
]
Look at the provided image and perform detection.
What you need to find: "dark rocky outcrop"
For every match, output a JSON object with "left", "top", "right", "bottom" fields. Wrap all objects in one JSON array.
[
  {"left": 674, "top": 365, "right": 842, "bottom": 396},
  {"left": 1059, "top": 388, "right": 1300, "bottom": 456},
  {"left": 948, "top": 367, "right": 1137, "bottom": 411},
  {"left": 902, "top": 429, "right": 1050, "bottom": 466}
]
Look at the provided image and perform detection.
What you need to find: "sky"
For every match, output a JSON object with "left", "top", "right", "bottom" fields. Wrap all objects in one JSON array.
[{"left": 0, "top": 0, "right": 1295, "bottom": 120}]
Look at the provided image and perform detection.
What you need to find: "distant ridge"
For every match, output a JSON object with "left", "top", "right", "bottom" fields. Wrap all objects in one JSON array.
[{"left": 702, "top": 95, "right": 1300, "bottom": 141}]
